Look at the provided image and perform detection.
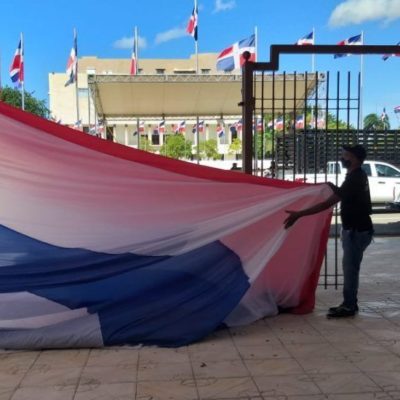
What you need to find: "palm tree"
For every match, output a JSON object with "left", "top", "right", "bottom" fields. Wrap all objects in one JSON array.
[{"left": 364, "top": 113, "right": 390, "bottom": 130}]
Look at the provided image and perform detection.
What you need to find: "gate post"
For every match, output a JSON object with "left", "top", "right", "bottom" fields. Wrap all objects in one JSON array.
[{"left": 241, "top": 52, "right": 254, "bottom": 174}]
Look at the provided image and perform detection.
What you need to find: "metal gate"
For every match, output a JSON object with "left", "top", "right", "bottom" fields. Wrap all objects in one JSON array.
[{"left": 241, "top": 44, "right": 400, "bottom": 287}]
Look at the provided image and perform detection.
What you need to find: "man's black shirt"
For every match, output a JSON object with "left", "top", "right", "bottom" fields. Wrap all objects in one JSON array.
[{"left": 330, "top": 167, "right": 373, "bottom": 231}]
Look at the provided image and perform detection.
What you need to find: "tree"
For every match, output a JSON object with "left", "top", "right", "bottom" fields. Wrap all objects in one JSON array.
[
  {"left": 364, "top": 113, "right": 390, "bottom": 130},
  {"left": 159, "top": 134, "right": 192, "bottom": 159},
  {"left": 195, "top": 138, "right": 219, "bottom": 160},
  {"left": 0, "top": 86, "right": 49, "bottom": 118},
  {"left": 139, "top": 136, "right": 155, "bottom": 152},
  {"left": 228, "top": 138, "right": 242, "bottom": 157}
]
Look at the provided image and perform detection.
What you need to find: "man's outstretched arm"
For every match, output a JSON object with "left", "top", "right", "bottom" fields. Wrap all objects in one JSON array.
[{"left": 284, "top": 193, "right": 340, "bottom": 229}]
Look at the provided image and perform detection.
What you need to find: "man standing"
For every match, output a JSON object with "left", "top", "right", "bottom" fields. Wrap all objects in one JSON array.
[{"left": 284, "top": 145, "right": 373, "bottom": 318}]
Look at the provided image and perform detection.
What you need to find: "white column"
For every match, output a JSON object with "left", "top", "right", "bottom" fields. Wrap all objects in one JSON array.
[{"left": 124, "top": 124, "right": 129, "bottom": 146}]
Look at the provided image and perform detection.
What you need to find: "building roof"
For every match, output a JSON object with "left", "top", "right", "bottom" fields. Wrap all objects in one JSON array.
[{"left": 88, "top": 73, "right": 321, "bottom": 119}]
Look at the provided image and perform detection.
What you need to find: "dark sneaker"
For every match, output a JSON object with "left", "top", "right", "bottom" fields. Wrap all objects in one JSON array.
[
  {"left": 329, "top": 304, "right": 359, "bottom": 313},
  {"left": 327, "top": 305, "right": 356, "bottom": 318}
]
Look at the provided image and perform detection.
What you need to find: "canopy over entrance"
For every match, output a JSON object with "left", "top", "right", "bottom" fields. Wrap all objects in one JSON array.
[{"left": 88, "top": 73, "right": 322, "bottom": 119}]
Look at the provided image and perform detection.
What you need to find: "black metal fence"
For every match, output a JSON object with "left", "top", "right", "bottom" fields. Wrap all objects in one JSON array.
[{"left": 241, "top": 44, "right": 400, "bottom": 287}]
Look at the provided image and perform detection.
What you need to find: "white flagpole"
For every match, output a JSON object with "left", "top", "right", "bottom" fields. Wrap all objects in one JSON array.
[
  {"left": 195, "top": 0, "right": 198, "bottom": 74},
  {"left": 360, "top": 31, "right": 364, "bottom": 130},
  {"left": 21, "top": 32, "right": 25, "bottom": 110},
  {"left": 254, "top": 26, "right": 258, "bottom": 62},
  {"left": 0, "top": 50, "right": 2, "bottom": 91},
  {"left": 134, "top": 26, "right": 139, "bottom": 74},
  {"left": 312, "top": 27, "right": 315, "bottom": 73},
  {"left": 74, "top": 28, "right": 80, "bottom": 127}
]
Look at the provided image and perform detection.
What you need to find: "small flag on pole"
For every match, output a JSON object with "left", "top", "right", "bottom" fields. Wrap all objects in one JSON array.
[
  {"left": 334, "top": 34, "right": 362, "bottom": 59},
  {"left": 296, "top": 31, "right": 314, "bottom": 46},
  {"left": 158, "top": 120, "right": 165, "bottom": 134},
  {"left": 381, "top": 107, "right": 388, "bottom": 121},
  {"left": 216, "top": 34, "right": 256, "bottom": 72},
  {"left": 187, "top": 5, "right": 198, "bottom": 41},
  {"left": 382, "top": 41, "right": 400, "bottom": 61},
  {"left": 130, "top": 37, "right": 137, "bottom": 75},
  {"left": 10, "top": 39, "right": 24, "bottom": 87},
  {"left": 65, "top": 31, "right": 78, "bottom": 86},
  {"left": 216, "top": 123, "right": 225, "bottom": 138}
]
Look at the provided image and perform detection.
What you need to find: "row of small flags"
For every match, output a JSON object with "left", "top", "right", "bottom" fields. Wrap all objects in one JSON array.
[{"left": 129, "top": 115, "right": 328, "bottom": 136}]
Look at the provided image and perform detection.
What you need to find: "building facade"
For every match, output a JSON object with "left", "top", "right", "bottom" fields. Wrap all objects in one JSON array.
[{"left": 48, "top": 53, "right": 243, "bottom": 162}]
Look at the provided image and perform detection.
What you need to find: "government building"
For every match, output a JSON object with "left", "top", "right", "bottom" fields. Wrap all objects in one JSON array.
[{"left": 48, "top": 53, "right": 244, "bottom": 165}]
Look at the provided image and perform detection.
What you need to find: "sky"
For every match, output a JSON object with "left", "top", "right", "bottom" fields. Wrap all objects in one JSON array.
[{"left": 1, "top": 0, "right": 400, "bottom": 125}]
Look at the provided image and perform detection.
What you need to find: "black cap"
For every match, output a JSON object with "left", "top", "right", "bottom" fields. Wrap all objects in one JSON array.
[{"left": 342, "top": 144, "right": 367, "bottom": 162}]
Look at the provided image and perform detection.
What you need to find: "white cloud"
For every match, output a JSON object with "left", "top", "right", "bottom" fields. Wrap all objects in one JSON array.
[
  {"left": 214, "top": 0, "right": 236, "bottom": 13},
  {"left": 329, "top": 0, "right": 400, "bottom": 27},
  {"left": 113, "top": 36, "right": 147, "bottom": 50},
  {"left": 154, "top": 27, "right": 187, "bottom": 45}
]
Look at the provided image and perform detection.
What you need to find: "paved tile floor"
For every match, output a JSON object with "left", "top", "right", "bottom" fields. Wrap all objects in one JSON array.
[{"left": 1, "top": 237, "right": 400, "bottom": 400}]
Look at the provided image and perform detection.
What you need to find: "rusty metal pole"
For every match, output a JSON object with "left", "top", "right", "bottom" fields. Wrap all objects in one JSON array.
[{"left": 241, "top": 52, "right": 254, "bottom": 174}]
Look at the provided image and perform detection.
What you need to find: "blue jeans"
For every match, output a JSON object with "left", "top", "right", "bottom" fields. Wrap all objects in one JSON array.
[{"left": 341, "top": 229, "right": 373, "bottom": 309}]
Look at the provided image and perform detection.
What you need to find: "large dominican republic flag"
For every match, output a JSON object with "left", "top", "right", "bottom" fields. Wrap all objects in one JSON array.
[
  {"left": 0, "top": 101, "right": 332, "bottom": 349},
  {"left": 9, "top": 39, "right": 24, "bottom": 87},
  {"left": 216, "top": 34, "right": 256, "bottom": 72}
]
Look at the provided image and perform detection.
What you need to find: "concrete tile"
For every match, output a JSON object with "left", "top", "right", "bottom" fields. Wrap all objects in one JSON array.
[
  {"left": 86, "top": 347, "right": 139, "bottom": 367},
  {"left": 139, "top": 347, "right": 189, "bottom": 365},
  {"left": 19, "top": 366, "right": 81, "bottom": 387},
  {"left": 236, "top": 344, "right": 291, "bottom": 360},
  {"left": 192, "top": 359, "right": 248, "bottom": 379},
  {"left": 11, "top": 385, "right": 75, "bottom": 400},
  {"left": 80, "top": 364, "right": 137, "bottom": 385},
  {"left": 253, "top": 374, "right": 322, "bottom": 397},
  {"left": 136, "top": 379, "right": 198, "bottom": 400},
  {"left": 188, "top": 344, "right": 240, "bottom": 362},
  {"left": 284, "top": 343, "right": 341, "bottom": 359},
  {"left": 0, "top": 352, "right": 38, "bottom": 371},
  {"left": 34, "top": 349, "right": 88, "bottom": 369},
  {"left": 196, "top": 377, "right": 259, "bottom": 399},
  {"left": 75, "top": 383, "right": 135, "bottom": 400},
  {"left": 368, "top": 371, "right": 400, "bottom": 392},
  {"left": 311, "top": 372, "right": 382, "bottom": 394},
  {"left": 244, "top": 358, "right": 303, "bottom": 376},
  {"left": 327, "top": 393, "right": 395, "bottom": 400},
  {"left": 350, "top": 354, "right": 400, "bottom": 372},
  {"left": 138, "top": 360, "right": 193, "bottom": 381},
  {"left": 0, "top": 388, "right": 14, "bottom": 400},
  {"left": 296, "top": 356, "right": 359, "bottom": 374},
  {"left": 0, "top": 367, "right": 28, "bottom": 389}
]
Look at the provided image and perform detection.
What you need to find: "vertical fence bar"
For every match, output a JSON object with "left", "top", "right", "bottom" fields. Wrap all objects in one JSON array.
[{"left": 242, "top": 56, "right": 254, "bottom": 174}]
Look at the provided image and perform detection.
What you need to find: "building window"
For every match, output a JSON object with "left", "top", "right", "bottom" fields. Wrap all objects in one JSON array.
[
  {"left": 201, "top": 69, "right": 211, "bottom": 74},
  {"left": 156, "top": 69, "right": 165, "bottom": 75}
]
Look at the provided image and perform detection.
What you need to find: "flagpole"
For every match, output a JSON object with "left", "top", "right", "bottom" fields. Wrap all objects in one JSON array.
[
  {"left": 134, "top": 26, "right": 139, "bottom": 74},
  {"left": 74, "top": 28, "right": 80, "bottom": 127},
  {"left": 312, "top": 27, "right": 315, "bottom": 73},
  {"left": 195, "top": 0, "right": 198, "bottom": 73},
  {"left": 21, "top": 32, "right": 25, "bottom": 110},
  {"left": 0, "top": 49, "right": 2, "bottom": 92},
  {"left": 359, "top": 31, "right": 364, "bottom": 130},
  {"left": 254, "top": 26, "right": 258, "bottom": 62}
]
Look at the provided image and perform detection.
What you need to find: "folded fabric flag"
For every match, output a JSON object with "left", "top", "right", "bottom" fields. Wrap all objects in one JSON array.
[{"left": 0, "top": 102, "right": 332, "bottom": 348}]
